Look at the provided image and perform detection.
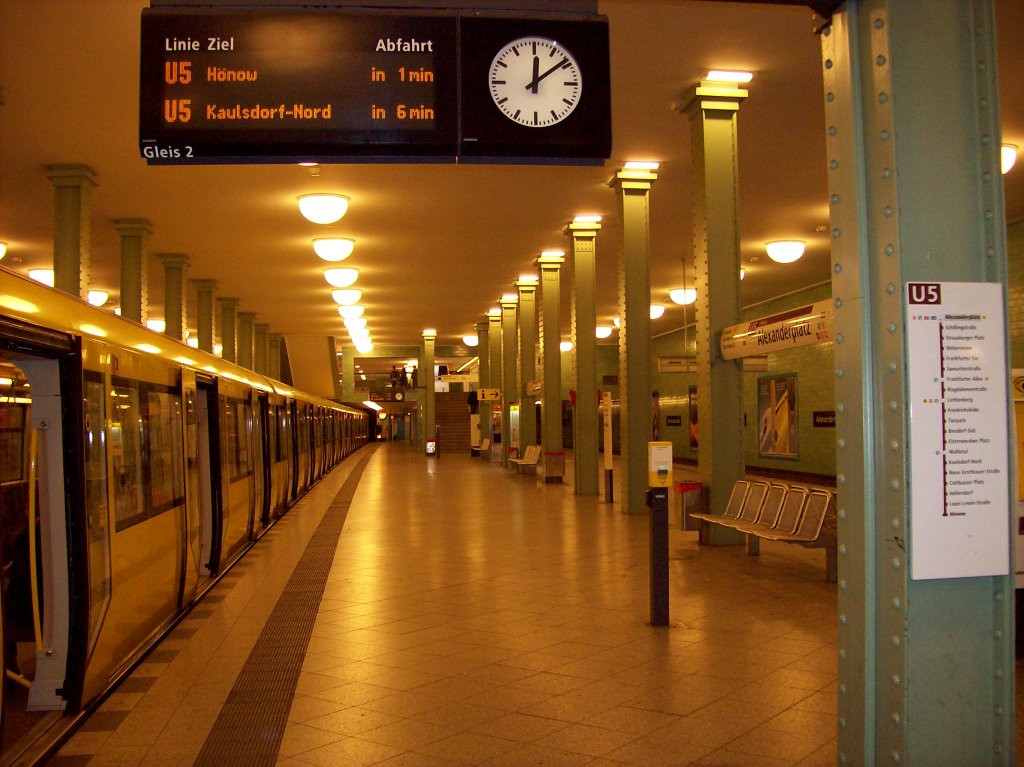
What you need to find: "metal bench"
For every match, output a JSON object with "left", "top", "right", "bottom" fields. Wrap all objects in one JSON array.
[
  {"left": 508, "top": 444, "right": 541, "bottom": 473},
  {"left": 470, "top": 437, "right": 490, "bottom": 457}
]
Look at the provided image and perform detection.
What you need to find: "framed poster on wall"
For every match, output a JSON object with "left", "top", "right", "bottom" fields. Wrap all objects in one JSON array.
[{"left": 757, "top": 374, "right": 798, "bottom": 459}]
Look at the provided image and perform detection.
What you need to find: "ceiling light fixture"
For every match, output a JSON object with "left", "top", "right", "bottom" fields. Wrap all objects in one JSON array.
[
  {"left": 518, "top": 274, "right": 539, "bottom": 283},
  {"left": 765, "top": 240, "right": 806, "bottom": 264},
  {"left": 500, "top": 294, "right": 518, "bottom": 303},
  {"left": 463, "top": 335, "right": 479, "bottom": 347},
  {"left": 572, "top": 215, "right": 602, "bottom": 224},
  {"left": 669, "top": 288, "right": 697, "bottom": 305},
  {"left": 87, "top": 289, "right": 109, "bottom": 307},
  {"left": 1001, "top": 144, "right": 1018, "bottom": 175},
  {"left": 0, "top": 242, "right": 7, "bottom": 260},
  {"left": 186, "top": 337, "right": 200, "bottom": 348},
  {"left": 706, "top": 69, "right": 754, "bottom": 83},
  {"left": 596, "top": 325, "right": 613, "bottom": 339},
  {"left": 355, "top": 339, "right": 374, "bottom": 353},
  {"left": 650, "top": 304, "right": 665, "bottom": 320},
  {"left": 623, "top": 160, "right": 659, "bottom": 171},
  {"left": 343, "top": 317, "right": 367, "bottom": 331},
  {"left": 28, "top": 268, "right": 54, "bottom": 286},
  {"left": 338, "top": 306, "right": 365, "bottom": 320},
  {"left": 331, "top": 288, "right": 362, "bottom": 305},
  {"left": 313, "top": 237, "right": 355, "bottom": 261},
  {"left": 146, "top": 318, "right": 166, "bottom": 333},
  {"left": 740, "top": 268, "right": 746, "bottom": 280},
  {"left": 324, "top": 267, "right": 359, "bottom": 288},
  {"left": 613, "top": 316, "right": 621, "bottom": 328},
  {"left": 298, "top": 193, "right": 349, "bottom": 224},
  {"left": 487, "top": 307, "right": 501, "bottom": 316},
  {"left": 560, "top": 340, "right": 574, "bottom": 352}
]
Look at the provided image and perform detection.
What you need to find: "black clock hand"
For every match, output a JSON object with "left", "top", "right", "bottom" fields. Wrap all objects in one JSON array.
[{"left": 525, "top": 57, "right": 568, "bottom": 92}]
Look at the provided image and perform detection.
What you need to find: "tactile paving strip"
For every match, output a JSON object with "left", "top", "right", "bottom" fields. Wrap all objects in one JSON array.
[{"left": 193, "top": 451, "right": 374, "bottom": 767}]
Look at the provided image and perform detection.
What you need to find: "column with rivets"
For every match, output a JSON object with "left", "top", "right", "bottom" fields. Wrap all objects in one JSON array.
[
  {"left": 268, "top": 333, "right": 283, "bottom": 381},
  {"left": 191, "top": 279, "right": 217, "bottom": 354},
  {"left": 422, "top": 329, "right": 436, "bottom": 453},
  {"left": 237, "top": 311, "right": 256, "bottom": 370},
  {"left": 158, "top": 253, "right": 189, "bottom": 342},
  {"left": 516, "top": 276, "right": 538, "bottom": 453},
  {"left": 567, "top": 217, "right": 601, "bottom": 495},
  {"left": 499, "top": 295, "right": 519, "bottom": 465},
  {"left": 254, "top": 323, "right": 269, "bottom": 375},
  {"left": 535, "top": 252, "right": 565, "bottom": 482},
  {"left": 475, "top": 319, "right": 490, "bottom": 449},
  {"left": 340, "top": 345, "right": 355, "bottom": 401},
  {"left": 822, "top": 2, "right": 1013, "bottom": 764},
  {"left": 218, "top": 297, "right": 239, "bottom": 363},
  {"left": 486, "top": 309, "right": 501, "bottom": 460},
  {"left": 609, "top": 167, "right": 656, "bottom": 514},
  {"left": 115, "top": 218, "right": 152, "bottom": 323},
  {"left": 47, "top": 164, "right": 97, "bottom": 299}
]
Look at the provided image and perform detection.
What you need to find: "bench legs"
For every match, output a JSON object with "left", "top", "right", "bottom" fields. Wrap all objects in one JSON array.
[{"left": 746, "top": 534, "right": 760, "bottom": 556}]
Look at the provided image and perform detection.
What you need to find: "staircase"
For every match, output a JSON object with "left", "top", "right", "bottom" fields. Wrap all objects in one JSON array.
[{"left": 435, "top": 391, "right": 471, "bottom": 450}]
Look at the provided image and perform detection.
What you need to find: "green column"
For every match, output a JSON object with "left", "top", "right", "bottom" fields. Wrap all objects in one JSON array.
[
  {"left": 158, "top": 253, "right": 189, "bottom": 342},
  {"left": 475, "top": 318, "right": 490, "bottom": 447},
  {"left": 254, "top": 323, "right": 269, "bottom": 375},
  {"left": 678, "top": 82, "right": 747, "bottom": 539},
  {"left": 191, "top": 278, "right": 217, "bottom": 353},
  {"left": 499, "top": 295, "right": 519, "bottom": 464},
  {"left": 824, "top": 2, "right": 1013, "bottom": 763},
  {"left": 422, "top": 329, "right": 436, "bottom": 452},
  {"left": 237, "top": 311, "right": 256, "bottom": 370},
  {"left": 516, "top": 277, "right": 538, "bottom": 451},
  {"left": 47, "top": 164, "right": 97, "bottom": 300},
  {"left": 218, "top": 297, "right": 239, "bottom": 363},
  {"left": 114, "top": 218, "right": 152, "bottom": 324},
  {"left": 486, "top": 310, "right": 501, "bottom": 459},
  {"left": 535, "top": 252, "right": 565, "bottom": 483},
  {"left": 567, "top": 219, "right": 601, "bottom": 495},
  {"left": 609, "top": 168, "right": 657, "bottom": 514},
  {"left": 268, "top": 333, "right": 283, "bottom": 381},
  {"left": 340, "top": 344, "right": 355, "bottom": 401}
]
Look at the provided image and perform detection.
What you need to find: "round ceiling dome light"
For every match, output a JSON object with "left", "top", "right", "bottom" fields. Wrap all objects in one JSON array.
[
  {"left": 343, "top": 317, "right": 367, "bottom": 331},
  {"left": 331, "top": 289, "right": 362, "bottom": 305},
  {"left": 463, "top": 335, "right": 479, "bottom": 347},
  {"left": 87, "top": 290, "right": 109, "bottom": 307},
  {"left": 669, "top": 288, "right": 697, "bottom": 305},
  {"left": 27, "top": 268, "right": 54, "bottom": 286},
  {"left": 338, "top": 304, "right": 364, "bottom": 319},
  {"left": 298, "top": 194, "right": 349, "bottom": 224},
  {"left": 595, "top": 325, "right": 613, "bottom": 339},
  {"left": 765, "top": 240, "right": 806, "bottom": 264},
  {"left": 313, "top": 237, "right": 355, "bottom": 261},
  {"left": 650, "top": 304, "right": 665, "bottom": 320},
  {"left": 324, "top": 267, "right": 359, "bottom": 288},
  {"left": 1001, "top": 144, "right": 1018, "bottom": 175},
  {"left": 559, "top": 340, "right": 574, "bottom": 352}
]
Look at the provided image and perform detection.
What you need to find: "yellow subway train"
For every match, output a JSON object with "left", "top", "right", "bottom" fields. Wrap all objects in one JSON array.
[{"left": 0, "top": 267, "right": 370, "bottom": 762}]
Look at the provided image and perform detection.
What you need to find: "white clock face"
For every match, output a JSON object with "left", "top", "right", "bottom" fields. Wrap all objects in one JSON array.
[{"left": 488, "top": 36, "right": 582, "bottom": 128}]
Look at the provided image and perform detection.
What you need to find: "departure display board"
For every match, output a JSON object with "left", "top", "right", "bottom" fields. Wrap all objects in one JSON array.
[
  {"left": 139, "top": 8, "right": 610, "bottom": 165},
  {"left": 140, "top": 9, "right": 458, "bottom": 162}
]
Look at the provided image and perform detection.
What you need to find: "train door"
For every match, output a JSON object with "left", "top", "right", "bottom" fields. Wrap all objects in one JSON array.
[
  {"left": 250, "top": 392, "right": 270, "bottom": 534},
  {"left": 0, "top": 329, "right": 85, "bottom": 760},
  {"left": 179, "top": 369, "right": 201, "bottom": 605},
  {"left": 194, "top": 377, "right": 222, "bottom": 580},
  {"left": 289, "top": 400, "right": 299, "bottom": 501},
  {"left": 258, "top": 394, "right": 272, "bottom": 527}
]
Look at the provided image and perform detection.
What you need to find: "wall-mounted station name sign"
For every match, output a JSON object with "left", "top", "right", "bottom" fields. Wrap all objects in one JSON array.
[{"left": 139, "top": 8, "right": 611, "bottom": 165}]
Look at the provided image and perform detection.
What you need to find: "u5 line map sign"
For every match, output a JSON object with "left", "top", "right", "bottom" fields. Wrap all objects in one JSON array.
[{"left": 139, "top": 7, "right": 611, "bottom": 164}]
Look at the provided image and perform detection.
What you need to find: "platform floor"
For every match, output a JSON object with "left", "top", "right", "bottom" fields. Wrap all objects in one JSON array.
[{"left": 50, "top": 443, "right": 841, "bottom": 766}]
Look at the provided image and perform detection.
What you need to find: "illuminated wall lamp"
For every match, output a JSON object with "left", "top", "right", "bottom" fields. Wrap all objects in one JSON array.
[
  {"left": 765, "top": 240, "right": 806, "bottom": 264},
  {"left": 324, "top": 267, "right": 359, "bottom": 287},
  {"left": 1002, "top": 144, "right": 1018, "bottom": 175},
  {"left": 298, "top": 193, "right": 349, "bottom": 224},
  {"left": 669, "top": 288, "right": 697, "bottom": 305},
  {"left": 596, "top": 325, "right": 613, "bottom": 339},
  {"left": 313, "top": 237, "right": 355, "bottom": 261},
  {"left": 331, "top": 289, "right": 362, "bottom": 305}
]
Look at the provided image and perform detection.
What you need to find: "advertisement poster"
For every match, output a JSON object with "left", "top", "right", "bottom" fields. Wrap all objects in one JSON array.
[{"left": 757, "top": 374, "right": 798, "bottom": 459}]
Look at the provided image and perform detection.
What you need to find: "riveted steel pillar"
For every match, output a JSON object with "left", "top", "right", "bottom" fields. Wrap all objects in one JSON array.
[
  {"left": 237, "top": 311, "right": 256, "bottom": 370},
  {"left": 47, "top": 164, "right": 97, "bottom": 299},
  {"left": 477, "top": 318, "right": 492, "bottom": 446},
  {"left": 218, "top": 297, "right": 239, "bottom": 363},
  {"left": 517, "top": 277, "right": 539, "bottom": 451},
  {"left": 158, "top": 253, "right": 189, "bottom": 342},
  {"left": 115, "top": 218, "right": 152, "bottom": 324},
  {"left": 824, "top": 2, "right": 1013, "bottom": 764},
  {"left": 268, "top": 333, "right": 283, "bottom": 381},
  {"left": 340, "top": 345, "right": 355, "bottom": 401},
  {"left": 191, "top": 279, "right": 217, "bottom": 354},
  {"left": 499, "top": 295, "right": 519, "bottom": 464},
  {"left": 567, "top": 220, "right": 601, "bottom": 495},
  {"left": 609, "top": 169, "right": 657, "bottom": 514},
  {"left": 422, "top": 330, "right": 436, "bottom": 452},
  {"left": 487, "top": 311, "right": 502, "bottom": 459},
  {"left": 536, "top": 252, "right": 565, "bottom": 482},
  {"left": 679, "top": 82, "right": 747, "bottom": 541},
  {"left": 254, "top": 323, "right": 269, "bottom": 375}
]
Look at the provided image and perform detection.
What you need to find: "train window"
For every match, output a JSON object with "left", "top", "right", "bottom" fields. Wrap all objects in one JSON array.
[
  {"left": 223, "top": 397, "right": 252, "bottom": 482},
  {"left": 144, "top": 386, "right": 185, "bottom": 514},
  {"left": 111, "top": 377, "right": 185, "bottom": 531},
  {"left": 82, "top": 372, "right": 110, "bottom": 656}
]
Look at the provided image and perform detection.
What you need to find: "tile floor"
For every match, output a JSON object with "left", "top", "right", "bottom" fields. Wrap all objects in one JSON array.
[{"left": 51, "top": 443, "right": 839, "bottom": 766}]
